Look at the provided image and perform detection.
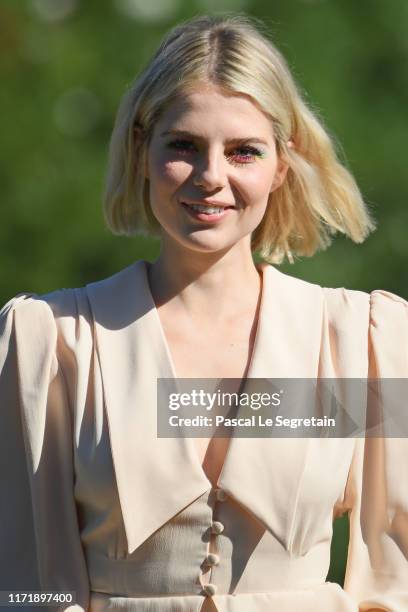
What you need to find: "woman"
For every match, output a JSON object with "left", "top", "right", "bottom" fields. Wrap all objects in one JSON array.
[{"left": 0, "top": 13, "right": 407, "bottom": 612}]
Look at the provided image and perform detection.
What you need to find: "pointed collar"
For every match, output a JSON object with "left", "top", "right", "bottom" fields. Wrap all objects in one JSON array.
[{"left": 85, "top": 260, "right": 324, "bottom": 554}]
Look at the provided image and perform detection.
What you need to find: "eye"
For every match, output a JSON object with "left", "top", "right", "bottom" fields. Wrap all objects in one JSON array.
[
  {"left": 229, "top": 145, "right": 264, "bottom": 166},
  {"left": 166, "top": 139, "right": 196, "bottom": 153},
  {"left": 166, "top": 139, "right": 265, "bottom": 165}
]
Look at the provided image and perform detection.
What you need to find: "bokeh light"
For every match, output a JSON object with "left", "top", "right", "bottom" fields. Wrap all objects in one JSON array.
[
  {"left": 31, "top": 0, "right": 79, "bottom": 23},
  {"left": 197, "top": 0, "right": 249, "bottom": 9},
  {"left": 53, "top": 87, "right": 102, "bottom": 137},
  {"left": 114, "top": 0, "right": 180, "bottom": 22}
]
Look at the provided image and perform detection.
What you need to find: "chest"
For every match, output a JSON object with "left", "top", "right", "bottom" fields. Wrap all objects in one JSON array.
[
  {"left": 158, "top": 309, "right": 258, "bottom": 380},
  {"left": 156, "top": 309, "right": 258, "bottom": 485}
]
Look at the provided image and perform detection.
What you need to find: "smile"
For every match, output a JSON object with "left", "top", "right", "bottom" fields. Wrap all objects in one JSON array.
[
  {"left": 181, "top": 202, "right": 235, "bottom": 222},
  {"left": 185, "top": 203, "right": 225, "bottom": 214}
]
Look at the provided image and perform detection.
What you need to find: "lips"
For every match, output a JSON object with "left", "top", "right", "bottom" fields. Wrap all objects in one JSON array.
[
  {"left": 182, "top": 202, "right": 227, "bottom": 215},
  {"left": 180, "top": 200, "right": 235, "bottom": 209},
  {"left": 180, "top": 201, "right": 235, "bottom": 222}
]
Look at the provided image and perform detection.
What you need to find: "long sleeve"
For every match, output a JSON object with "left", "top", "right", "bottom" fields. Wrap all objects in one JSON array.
[
  {"left": 0, "top": 294, "right": 90, "bottom": 611},
  {"left": 342, "top": 290, "right": 408, "bottom": 611}
]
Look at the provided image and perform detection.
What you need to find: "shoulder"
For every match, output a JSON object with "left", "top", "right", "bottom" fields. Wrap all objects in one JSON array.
[
  {"left": 0, "top": 287, "right": 82, "bottom": 341},
  {"left": 0, "top": 292, "right": 65, "bottom": 350},
  {"left": 369, "top": 288, "right": 407, "bottom": 325},
  {"left": 368, "top": 289, "right": 407, "bottom": 376},
  {"left": 0, "top": 285, "right": 93, "bottom": 378},
  {"left": 322, "top": 285, "right": 407, "bottom": 329},
  {"left": 268, "top": 264, "right": 371, "bottom": 323},
  {"left": 276, "top": 265, "right": 407, "bottom": 328},
  {"left": 0, "top": 260, "right": 144, "bottom": 356},
  {"left": 0, "top": 291, "right": 74, "bottom": 388},
  {"left": 268, "top": 265, "right": 407, "bottom": 360},
  {"left": 0, "top": 260, "right": 140, "bottom": 329},
  {"left": 322, "top": 283, "right": 407, "bottom": 344}
]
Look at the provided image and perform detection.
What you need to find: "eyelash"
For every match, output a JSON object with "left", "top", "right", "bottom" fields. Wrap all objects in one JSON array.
[{"left": 166, "top": 139, "right": 264, "bottom": 166}]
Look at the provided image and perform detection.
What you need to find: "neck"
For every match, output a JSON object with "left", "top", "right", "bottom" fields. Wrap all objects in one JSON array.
[{"left": 146, "top": 240, "right": 262, "bottom": 320}]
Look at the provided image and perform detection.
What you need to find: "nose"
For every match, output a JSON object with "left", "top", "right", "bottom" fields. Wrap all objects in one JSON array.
[{"left": 192, "top": 147, "right": 227, "bottom": 190}]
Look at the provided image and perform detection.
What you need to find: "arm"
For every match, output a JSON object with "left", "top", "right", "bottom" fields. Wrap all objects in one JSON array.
[
  {"left": 0, "top": 294, "right": 90, "bottom": 611},
  {"left": 343, "top": 436, "right": 408, "bottom": 612},
  {"left": 342, "top": 290, "right": 408, "bottom": 612}
]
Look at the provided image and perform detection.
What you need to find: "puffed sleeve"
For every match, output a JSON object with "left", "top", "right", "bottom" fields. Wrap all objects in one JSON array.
[
  {"left": 0, "top": 294, "right": 90, "bottom": 611},
  {"left": 342, "top": 290, "right": 408, "bottom": 611}
]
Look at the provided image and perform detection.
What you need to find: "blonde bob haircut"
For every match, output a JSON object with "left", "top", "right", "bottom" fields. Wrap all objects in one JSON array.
[{"left": 104, "top": 13, "right": 375, "bottom": 264}]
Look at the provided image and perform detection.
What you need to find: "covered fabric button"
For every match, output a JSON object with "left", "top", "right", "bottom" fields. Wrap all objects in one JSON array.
[
  {"left": 215, "top": 488, "right": 227, "bottom": 501},
  {"left": 202, "top": 583, "right": 217, "bottom": 596},
  {"left": 205, "top": 552, "right": 220, "bottom": 566},
  {"left": 211, "top": 520, "right": 224, "bottom": 534}
]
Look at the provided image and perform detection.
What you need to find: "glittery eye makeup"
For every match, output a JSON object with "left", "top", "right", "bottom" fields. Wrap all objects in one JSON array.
[
  {"left": 165, "top": 138, "right": 268, "bottom": 166},
  {"left": 229, "top": 145, "right": 267, "bottom": 165}
]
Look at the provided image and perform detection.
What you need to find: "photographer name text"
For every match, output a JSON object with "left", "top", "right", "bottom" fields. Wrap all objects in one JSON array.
[{"left": 169, "top": 415, "right": 336, "bottom": 429}]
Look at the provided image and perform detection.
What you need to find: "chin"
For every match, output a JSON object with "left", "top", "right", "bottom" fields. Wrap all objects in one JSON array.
[
  {"left": 159, "top": 222, "right": 248, "bottom": 255},
  {"left": 163, "top": 230, "right": 235, "bottom": 255},
  {"left": 180, "top": 236, "right": 231, "bottom": 254}
]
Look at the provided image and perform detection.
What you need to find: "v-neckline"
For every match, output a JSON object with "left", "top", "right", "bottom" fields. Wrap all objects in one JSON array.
[
  {"left": 142, "top": 259, "right": 268, "bottom": 382},
  {"left": 140, "top": 259, "right": 269, "bottom": 488},
  {"left": 85, "top": 256, "right": 327, "bottom": 554}
]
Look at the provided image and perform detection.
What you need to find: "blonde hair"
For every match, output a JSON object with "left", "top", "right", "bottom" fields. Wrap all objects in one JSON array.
[{"left": 103, "top": 13, "right": 375, "bottom": 264}]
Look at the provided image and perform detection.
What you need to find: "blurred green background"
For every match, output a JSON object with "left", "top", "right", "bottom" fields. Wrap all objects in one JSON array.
[{"left": 1, "top": 0, "right": 407, "bottom": 587}]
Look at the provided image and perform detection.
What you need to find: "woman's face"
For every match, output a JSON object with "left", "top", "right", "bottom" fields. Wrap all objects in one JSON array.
[{"left": 143, "top": 82, "right": 289, "bottom": 256}]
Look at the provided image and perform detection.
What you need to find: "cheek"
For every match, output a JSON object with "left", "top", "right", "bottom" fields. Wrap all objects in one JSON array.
[
  {"left": 150, "top": 154, "right": 190, "bottom": 187},
  {"left": 164, "top": 161, "right": 190, "bottom": 184},
  {"left": 236, "top": 165, "right": 276, "bottom": 203}
]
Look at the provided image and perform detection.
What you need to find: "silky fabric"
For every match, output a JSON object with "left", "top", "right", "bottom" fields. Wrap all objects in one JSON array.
[{"left": 0, "top": 260, "right": 407, "bottom": 611}]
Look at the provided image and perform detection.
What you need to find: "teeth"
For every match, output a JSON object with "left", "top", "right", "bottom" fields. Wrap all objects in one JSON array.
[{"left": 185, "top": 203, "right": 225, "bottom": 214}]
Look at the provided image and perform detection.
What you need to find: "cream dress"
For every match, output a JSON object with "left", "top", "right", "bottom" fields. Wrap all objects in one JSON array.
[{"left": 0, "top": 260, "right": 407, "bottom": 611}]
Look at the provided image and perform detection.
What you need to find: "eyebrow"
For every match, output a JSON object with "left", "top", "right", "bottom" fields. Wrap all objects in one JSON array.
[{"left": 160, "top": 129, "right": 270, "bottom": 146}]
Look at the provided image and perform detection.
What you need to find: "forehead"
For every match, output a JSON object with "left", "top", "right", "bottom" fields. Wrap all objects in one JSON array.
[{"left": 154, "top": 83, "right": 275, "bottom": 140}]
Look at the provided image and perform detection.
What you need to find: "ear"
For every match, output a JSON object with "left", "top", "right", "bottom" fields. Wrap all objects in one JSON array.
[
  {"left": 270, "top": 157, "right": 289, "bottom": 193},
  {"left": 269, "top": 139, "right": 294, "bottom": 193},
  {"left": 133, "top": 125, "right": 149, "bottom": 179}
]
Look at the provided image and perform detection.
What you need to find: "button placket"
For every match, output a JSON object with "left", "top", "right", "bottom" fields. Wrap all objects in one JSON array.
[
  {"left": 211, "top": 520, "right": 224, "bottom": 535},
  {"left": 201, "top": 488, "right": 226, "bottom": 597},
  {"left": 202, "top": 583, "right": 217, "bottom": 596},
  {"left": 205, "top": 552, "right": 220, "bottom": 566}
]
